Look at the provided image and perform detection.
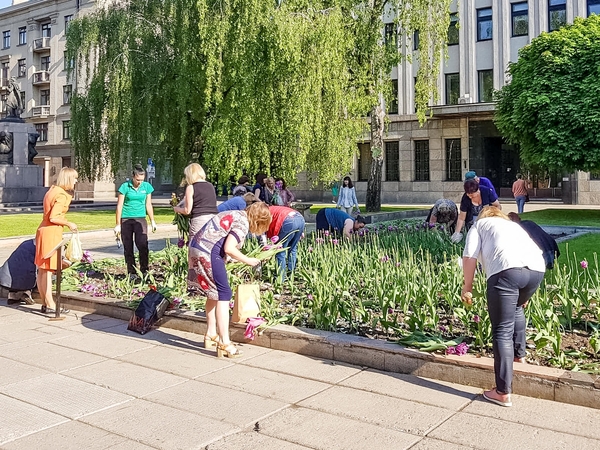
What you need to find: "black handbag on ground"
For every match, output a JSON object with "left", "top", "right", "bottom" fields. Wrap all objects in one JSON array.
[{"left": 127, "top": 289, "right": 169, "bottom": 335}]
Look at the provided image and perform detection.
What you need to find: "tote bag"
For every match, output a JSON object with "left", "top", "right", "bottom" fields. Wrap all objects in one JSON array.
[
  {"left": 127, "top": 289, "right": 170, "bottom": 335},
  {"left": 65, "top": 232, "right": 83, "bottom": 263},
  {"left": 231, "top": 284, "right": 260, "bottom": 324}
]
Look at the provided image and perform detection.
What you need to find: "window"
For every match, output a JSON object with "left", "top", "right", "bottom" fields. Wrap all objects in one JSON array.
[
  {"left": 549, "top": 0, "right": 566, "bottom": 31},
  {"left": 63, "top": 51, "right": 74, "bottom": 70},
  {"left": 40, "top": 89, "right": 50, "bottom": 106},
  {"left": 63, "top": 120, "right": 70, "bottom": 140},
  {"left": 64, "top": 15, "right": 73, "bottom": 32},
  {"left": 358, "top": 142, "right": 371, "bottom": 181},
  {"left": 63, "top": 84, "right": 72, "bottom": 104},
  {"left": 448, "top": 13, "right": 459, "bottom": 45},
  {"left": 445, "top": 73, "right": 459, "bottom": 105},
  {"left": 477, "top": 8, "right": 493, "bottom": 41},
  {"left": 478, "top": 70, "right": 494, "bottom": 102},
  {"left": 19, "top": 90, "right": 25, "bottom": 107},
  {"left": 35, "top": 123, "right": 48, "bottom": 142},
  {"left": 384, "top": 22, "right": 396, "bottom": 47},
  {"left": 446, "top": 139, "right": 462, "bottom": 181},
  {"left": 17, "top": 59, "right": 26, "bottom": 77},
  {"left": 414, "top": 140, "right": 430, "bottom": 181},
  {"left": 18, "top": 26, "right": 26, "bottom": 45},
  {"left": 512, "top": 2, "right": 528, "bottom": 36},
  {"left": 1, "top": 61, "right": 9, "bottom": 80},
  {"left": 388, "top": 79, "right": 398, "bottom": 114},
  {"left": 385, "top": 141, "right": 399, "bottom": 181},
  {"left": 41, "top": 23, "right": 51, "bottom": 38},
  {"left": 0, "top": 93, "right": 6, "bottom": 113},
  {"left": 589, "top": 0, "right": 600, "bottom": 16},
  {"left": 413, "top": 30, "right": 419, "bottom": 51},
  {"left": 41, "top": 55, "right": 50, "bottom": 71},
  {"left": 2, "top": 31, "right": 10, "bottom": 49}
]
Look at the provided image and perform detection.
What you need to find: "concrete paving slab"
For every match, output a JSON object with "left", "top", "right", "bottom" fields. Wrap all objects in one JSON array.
[
  {"left": 1, "top": 420, "right": 138, "bottom": 450},
  {"left": 0, "top": 373, "right": 133, "bottom": 419},
  {"left": 0, "top": 394, "right": 69, "bottom": 446},
  {"left": 298, "top": 385, "right": 453, "bottom": 435},
  {"left": 80, "top": 398, "right": 238, "bottom": 450},
  {"left": 0, "top": 328, "right": 52, "bottom": 344},
  {"left": 200, "top": 364, "right": 331, "bottom": 404},
  {"left": 117, "top": 345, "right": 234, "bottom": 378},
  {"left": 428, "top": 411, "right": 600, "bottom": 450},
  {"left": 239, "top": 349, "right": 362, "bottom": 384},
  {"left": 409, "top": 438, "right": 476, "bottom": 450},
  {"left": 51, "top": 330, "right": 158, "bottom": 358},
  {"left": 463, "top": 395, "right": 600, "bottom": 440},
  {"left": 207, "top": 431, "right": 314, "bottom": 450},
  {"left": 340, "top": 369, "right": 481, "bottom": 410},
  {"left": 257, "top": 406, "right": 420, "bottom": 450},
  {"left": 0, "top": 341, "right": 106, "bottom": 373},
  {"left": 0, "top": 356, "right": 51, "bottom": 387},
  {"left": 63, "top": 359, "right": 188, "bottom": 398},
  {"left": 49, "top": 316, "right": 129, "bottom": 332},
  {"left": 96, "top": 322, "right": 209, "bottom": 349},
  {"left": 145, "top": 379, "right": 289, "bottom": 429}
]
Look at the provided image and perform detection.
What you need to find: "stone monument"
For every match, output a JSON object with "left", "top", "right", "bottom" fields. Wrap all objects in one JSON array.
[{"left": 0, "top": 78, "right": 46, "bottom": 203}]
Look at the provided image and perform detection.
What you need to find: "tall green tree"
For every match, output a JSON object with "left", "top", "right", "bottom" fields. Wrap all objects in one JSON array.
[
  {"left": 67, "top": 1, "right": 450, "bottom": 209},
  {"left": 495, "top": 15, "right": 600, "bottom": 172}
]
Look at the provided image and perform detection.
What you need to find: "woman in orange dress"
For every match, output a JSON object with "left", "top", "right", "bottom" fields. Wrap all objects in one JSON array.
[{"left": 35, "top": 167, "right": 78, "bottom": 313}]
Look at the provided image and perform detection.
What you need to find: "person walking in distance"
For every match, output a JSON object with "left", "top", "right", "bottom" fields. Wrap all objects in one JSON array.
[
  {"left": 512, "top": 173, "right": 529, "bottom": 214},
  {"left": 115, "top": 164, "right": 156, "bottom": 276}
]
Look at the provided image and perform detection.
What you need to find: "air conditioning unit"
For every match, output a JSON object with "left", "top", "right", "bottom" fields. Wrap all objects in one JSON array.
[{"left": 458, "top": 95, "right": 471, "bottom": 104}]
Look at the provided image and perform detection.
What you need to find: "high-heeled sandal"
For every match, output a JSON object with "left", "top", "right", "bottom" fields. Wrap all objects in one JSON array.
[
  {"left": 204, "top": 334, "right": 219, "bottom": 349},
  {"left": 216, "top": 342, "right": 242, "bottom": 358}
]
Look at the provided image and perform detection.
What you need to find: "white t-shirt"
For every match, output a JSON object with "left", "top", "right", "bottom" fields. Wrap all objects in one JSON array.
[{"left": 463, "top": 217, "right": 546, "bottom": 279}]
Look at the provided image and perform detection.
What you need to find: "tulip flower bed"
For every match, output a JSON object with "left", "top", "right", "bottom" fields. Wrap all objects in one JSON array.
[{"left": 60, "top": 220, "right": 600, "bottom": 373}]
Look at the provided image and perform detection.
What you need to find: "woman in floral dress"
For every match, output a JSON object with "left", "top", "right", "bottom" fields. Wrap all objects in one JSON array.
[{"left": 189, "top": 202, "right": 271, "bottom": 357}]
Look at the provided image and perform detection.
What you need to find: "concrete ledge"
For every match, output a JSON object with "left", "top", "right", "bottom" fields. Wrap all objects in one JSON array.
[
  {"left": 58, "top": 291, "right": 600, "bottom": 409},
  {"left": 304, "top": 209, "right": 429, "bottom": 224}
]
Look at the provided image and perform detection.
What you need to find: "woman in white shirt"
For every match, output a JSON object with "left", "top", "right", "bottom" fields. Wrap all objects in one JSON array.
[
  {"left": 462, "top": 206, "right": 545, "bottom": 407},
  {"left": 336, "top": 176, "right": 359, "bottom": 215}
]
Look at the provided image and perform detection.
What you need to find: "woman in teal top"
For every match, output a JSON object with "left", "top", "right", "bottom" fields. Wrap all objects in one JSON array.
[{"left": 115, "top": 164, "right": 156, "bottom": 275}]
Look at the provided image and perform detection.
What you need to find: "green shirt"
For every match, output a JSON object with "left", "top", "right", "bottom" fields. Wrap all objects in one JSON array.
[{"left": 118, "top": 180, "right": 154, "bottom": 219}]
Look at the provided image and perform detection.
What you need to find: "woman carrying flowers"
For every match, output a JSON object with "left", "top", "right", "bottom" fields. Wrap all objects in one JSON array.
[
  {"left": 461, "top": 206, "right": 545, "bottom": 407},
  {"left": 266, "top": 205, "right": 305, "bottom": 280},
  {"left": 189, "top": 202, "right": 271, "bottom": 358}
]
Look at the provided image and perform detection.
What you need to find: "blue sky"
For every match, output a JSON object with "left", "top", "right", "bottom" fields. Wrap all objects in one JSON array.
[{"left": 0, "top": 0, "right": 12, "bottom": 10}]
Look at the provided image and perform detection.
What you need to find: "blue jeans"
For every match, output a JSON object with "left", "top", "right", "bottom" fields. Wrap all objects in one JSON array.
[
  {"left": 486, "top": 267, "right": 544, "bottom": 394},
  {"left": 275, "top": 213, "right": 305, "bottom": 280},
  {"left": 515, "top": 195, "right": 526, "bottom": 214}
]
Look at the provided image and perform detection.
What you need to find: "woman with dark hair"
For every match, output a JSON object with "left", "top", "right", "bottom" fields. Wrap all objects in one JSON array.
[
  {"left": 274, "top": 177, "right": 295, "bottom": 206},
  {"left": 452, "top": 179, "right": 500, "bottom": 243},
  {"left": 336, "top": 176, "right": 359, "bottom": 215},
  {"left": 115, "top": 164, "right": 156, "bottom": 276},
  {"left": 252, "top": 173, "right": 267, "bottom": 202}
]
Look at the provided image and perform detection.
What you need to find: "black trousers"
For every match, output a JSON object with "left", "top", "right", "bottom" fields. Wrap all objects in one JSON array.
[{"left": 121, "top": 218, "right": 149, "bottom": 274}]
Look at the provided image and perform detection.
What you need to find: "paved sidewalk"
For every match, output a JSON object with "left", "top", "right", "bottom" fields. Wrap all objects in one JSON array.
[{"left": 1, "top": 302, "right": 599, "bottom": 449}]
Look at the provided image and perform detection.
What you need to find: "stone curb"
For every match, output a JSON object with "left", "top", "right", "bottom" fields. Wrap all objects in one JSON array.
[{"left": 57, "top": 291, "right": 600, "bottom": 410}]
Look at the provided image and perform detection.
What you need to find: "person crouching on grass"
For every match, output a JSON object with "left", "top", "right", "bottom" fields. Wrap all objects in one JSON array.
[
  {"left": 461, "top": 206, "right": 545, "bottom": 407},
  {"left": 188, "top": 202, "right": 271, "bottom": 358}
]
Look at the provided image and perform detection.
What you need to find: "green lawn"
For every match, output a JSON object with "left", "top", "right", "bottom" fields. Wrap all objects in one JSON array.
[
  {"left": 308, "top": 205, "right": 423, "bottom": 214},
  {"left": 520, "top": 209, "right": 600, "bottom": 227},
  {"left": 0, "top": 207, "right": 176, "bottom": 238},
  {"left": 558, "top": 233, "right": 600, "bottom": 266}
]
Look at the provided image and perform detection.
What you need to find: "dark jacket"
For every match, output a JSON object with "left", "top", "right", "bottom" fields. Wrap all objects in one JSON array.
[
  {"left": 519, "top": 221, "right": 560, "bottom": 269},
  {"left": 0, "top": 239, "right": 37, "bottom": 291}
]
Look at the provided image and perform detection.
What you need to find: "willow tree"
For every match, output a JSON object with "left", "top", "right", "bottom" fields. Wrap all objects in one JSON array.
[{"left": 67, "top": 0, "right": 450, "bottom": 209}]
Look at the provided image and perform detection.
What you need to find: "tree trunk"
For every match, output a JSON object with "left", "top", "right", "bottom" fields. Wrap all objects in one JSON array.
[{"left": 366, "top": 103, "right": 385, "bottom": 212}]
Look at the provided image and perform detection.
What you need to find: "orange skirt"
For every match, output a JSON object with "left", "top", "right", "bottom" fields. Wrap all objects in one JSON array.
[{"left": 35, "top": 224, "right": 64, "bottom": 271}]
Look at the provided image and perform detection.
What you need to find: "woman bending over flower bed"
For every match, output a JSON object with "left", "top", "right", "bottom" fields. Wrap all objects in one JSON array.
[
  {"left": 461, "top": 206, "right": 545, "bottom": 407},
  {"left": 188, "top": 202, "right": 271, "bottom": 358},
  {"left": 266, "top": 205, "right": 305, "bottom": 281},
  {"left": 315, "top": 208, "right": 365, "bottom": 238}
]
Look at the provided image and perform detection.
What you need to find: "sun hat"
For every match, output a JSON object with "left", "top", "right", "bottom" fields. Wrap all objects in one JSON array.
[{"left": 465, "top": 171, "right": 477, "bottom": 180}]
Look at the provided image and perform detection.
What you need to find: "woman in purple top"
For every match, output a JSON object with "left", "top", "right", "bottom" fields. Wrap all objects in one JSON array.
[{"left": 452, "top": 179, "right": 501, "bottom": 243}]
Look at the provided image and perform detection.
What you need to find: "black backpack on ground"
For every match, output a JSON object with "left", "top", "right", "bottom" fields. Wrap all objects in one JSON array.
[{"left": 127, "top": 289, "right": 169, "bottom": 335}]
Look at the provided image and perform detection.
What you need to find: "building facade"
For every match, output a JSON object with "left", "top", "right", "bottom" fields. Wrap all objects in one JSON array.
[{"left": 338, "top": 0, "right": 599, "bottom": 205}]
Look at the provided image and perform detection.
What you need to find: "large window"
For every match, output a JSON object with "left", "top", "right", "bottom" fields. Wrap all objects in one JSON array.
[
  {"left": 64, "top": 15, "right": 74, "bottom": 32},
  {"left": 40, "top": 89, "right": 50, "bottom": 106},
  {"left": 1, "top": 62, "right": 9, "bottom": 80},
  {"left": 414, "top": 140, "right": 430, "bottom": 181},
  {"left": 0, "top": 93, "right": 6, "bottom": 114},
  {"left": 35, "top": 123, "right": 48, "bottom": 142},
  {"left": 63, "top": 121, "right": 70, "bottom": 140},
  {"left": 413, "top": 30, "right": 419, "bottom": 51},
  {"left": 388, "top": 79, "right": 398, "bottom": 114},
  {"left": 41, "top": 56, "right": 51, "bottom": 71},
  {"left": 589, "top": 0, "right": 600, "bottom": 16},
  {"left": 2, "top": 31, "right": 10, "bottom": 49},
  {"left": 448, "top": 13, "right": 459, "bottom": 45},
  {"left": 384, "top": 22, "right": 396, "bottom": 47},
  {"left": 17, "top": 59, "right": 26, "bottom": 77},
  {"left": 385, "top": 141, "right": 399, "bottom": 181},
  {"left": 63, "top": 84, "right": 72, "bottom": 104},
  {"left": 63, "top": 51, "right": 74, "bottom": 70},
  {"left": 19, "top": 91, "right": 25, "bottom": 107},
  {"left": 512, "top": 2, "right": 528, "bottom": 36},
  {"left": 18, "top": 26, "right": 26, "bottom": 45},
  {"left": 358, "top": 142, "right": 371, "bottom": 181},
  {"left": 478, "top": 70, "right": 494, "bottom": 102},
  {"left": 477, "top": 8, "right": 493, "bottom": 41},
  {"left": 41, "top": 23, "right": 51, "bottom": 38},
  {"left": 549, "top": 0, "right": 567, "bottom": 31},
  {"left": 445, "top": 73, "right": 459, "bottom": 105},
  {"left": 446, "top": 139, "right": 462, "bottom": 181}
]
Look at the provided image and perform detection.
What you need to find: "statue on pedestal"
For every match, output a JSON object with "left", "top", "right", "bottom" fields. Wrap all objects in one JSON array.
[
  {"left": 6, "top": 78, "right": 23, "bottom": 119},
  {"left": 0, "top": 130, "right": 13, "bottom": 164}
]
